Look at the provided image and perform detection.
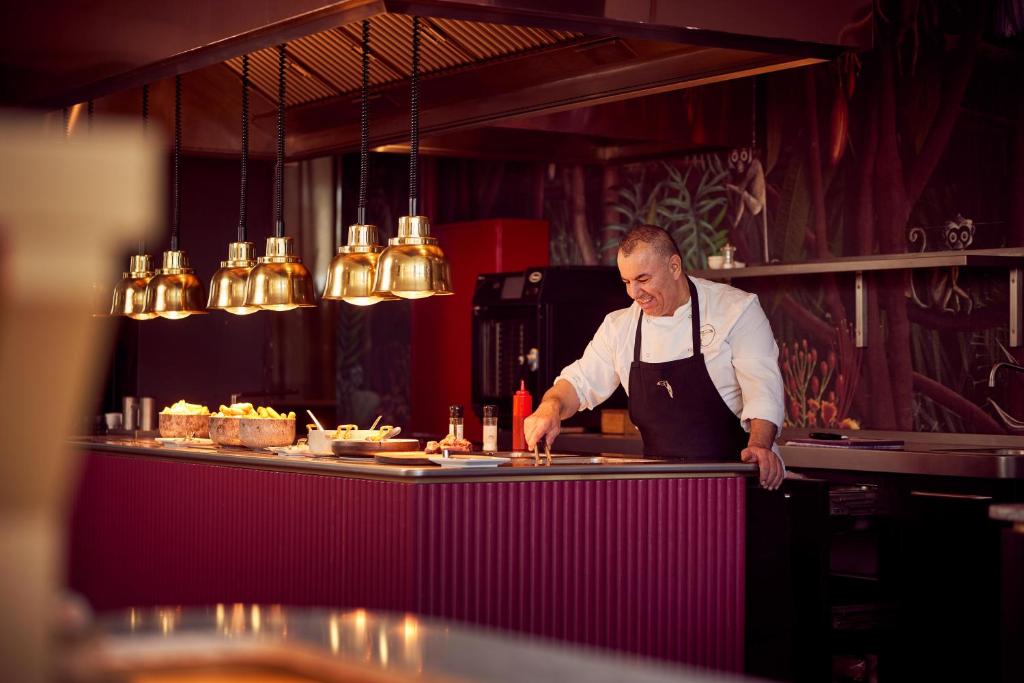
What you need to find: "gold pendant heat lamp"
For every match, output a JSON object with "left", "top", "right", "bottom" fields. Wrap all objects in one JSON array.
[
  {"left": 143, "top": 75, "right": 207, "bottom": 319},
  {"left": 145, "top": 249, "right": 207, "bottom": 319},
  {"left": 324, "top": 224, "right": 399, "bottom": 304},
  {"left": 373, "top": 16, "right": 452, "bottom": 300},
  {"left": 245, "top": 236, "right": 317, "bottom": 311},
  {"left": 110, "top": 254, "right": 157, "bottom": 319},
  {"left": 323, "top": 21, "right": 397, "bottom": 306},
  {"left": 373, "top": 215, "right": 452, "bottom": 298},
  {"left": 208, "top": 241, "right": 258, "bottom": 314},
  {"left": 208, "top": 55, "right": 259, "bottom": 315},
  {"left": 243, "top": 43, "right": 316, "bottom": 312}
]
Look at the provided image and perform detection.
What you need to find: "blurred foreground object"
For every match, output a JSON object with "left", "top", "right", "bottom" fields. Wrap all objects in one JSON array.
[
  {"left": 0, "top": 114, "right": 161, "bottom": 682},
  {"left": 64, "top": 606, "right": 740, "bottom": 683}
]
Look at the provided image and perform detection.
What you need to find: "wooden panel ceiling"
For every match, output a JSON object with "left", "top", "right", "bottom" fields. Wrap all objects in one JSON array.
[{"left": 224, "top": 14, "right": 581, "bottom": 107}]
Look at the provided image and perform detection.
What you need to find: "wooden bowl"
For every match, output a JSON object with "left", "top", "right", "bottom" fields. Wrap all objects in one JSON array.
[
  {"left": 208, "top": 416, "right": 242, "bottom": 446},
  {"left": 239, "top": 418, "right": 296, "bottom": 449},
  {"left": 158, "top": 412, "right": 210, "bottom": 438}
]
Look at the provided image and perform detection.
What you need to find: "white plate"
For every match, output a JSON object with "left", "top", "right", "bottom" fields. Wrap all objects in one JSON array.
[
  {"left": 155, "top": 437, "right": 214, "bottom": 447},
  {"left": 266, "top": 444, "right": 311, "bottom": 456},
  {"left": 427, "top": 454, "right": 510, "bottom": 468}
]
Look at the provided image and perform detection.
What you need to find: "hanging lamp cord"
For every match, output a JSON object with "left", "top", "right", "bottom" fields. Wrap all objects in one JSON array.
[
  {"left": 274, "top": 44, "right": 286, "bottom": 238},
  {"left": 239, "top": 54, "right": 250, "bottom": 243},
  {"left": 408, "top": 16, "right": 420, "bottom": 217},
  {"left": 171, "top": 74, "right": 182, "bottom": 252},
  {"left": 140, "top": 84, "right": 149, "bottom": 256},
  {"left": 358, "top": 20, "right": 370, "bottom": 226}
]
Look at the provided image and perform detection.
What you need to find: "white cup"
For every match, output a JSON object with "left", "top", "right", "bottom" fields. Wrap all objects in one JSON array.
[
  {"left": 307, "top": 428, "right": 335, "bottom": 455},
  {"left": 104, "top": 412, "right": 123, "bottom": 431},
  {"left": 707, "top": 255, "right": 725, "bottom": 270}
]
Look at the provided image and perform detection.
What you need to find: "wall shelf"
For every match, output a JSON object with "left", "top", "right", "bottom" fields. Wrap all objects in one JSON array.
[{"left": 689, "top": 248, "right": 1024, "bottom": 348}]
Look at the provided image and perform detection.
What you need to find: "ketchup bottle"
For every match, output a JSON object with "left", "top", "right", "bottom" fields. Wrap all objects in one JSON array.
[{"left": 512, "top": 380, "right": 532, "bottom": 452}]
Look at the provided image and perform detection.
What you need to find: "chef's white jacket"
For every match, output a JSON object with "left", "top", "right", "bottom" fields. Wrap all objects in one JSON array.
[{"left": 556, "top": 277, "right": 786, "bottom": 438}]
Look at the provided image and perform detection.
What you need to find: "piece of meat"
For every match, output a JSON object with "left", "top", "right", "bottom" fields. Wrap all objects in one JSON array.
[{"left": 425, "top": 434, "right": 472, "bottom": 454}]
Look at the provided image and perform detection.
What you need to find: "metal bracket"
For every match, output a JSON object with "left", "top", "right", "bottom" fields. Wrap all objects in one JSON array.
[
  {"left": 1011, "top": 268, "right": 1022, "bottom": 348},
  {"left": 854, "top": 271, "right": 866, "bottom": 348}
]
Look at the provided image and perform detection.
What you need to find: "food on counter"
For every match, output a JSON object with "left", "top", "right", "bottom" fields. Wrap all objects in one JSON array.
[
  {"left": 214, "top": 402, "right": 295, "bottom": 419},
  {"left": 425, "top": 433, "right": 473, "bottom": 454},
  {"left": 158, "top": 400, "right": 211, "bottom": 438},
  {"left": 161, "top": 400, "right": 210, "bottom": 415},
  {"left": 239, "top": 415, "right": 296, "bottom": 449},
  {"left": 332, "top": 424, "right": 394, "bottom": 441}
]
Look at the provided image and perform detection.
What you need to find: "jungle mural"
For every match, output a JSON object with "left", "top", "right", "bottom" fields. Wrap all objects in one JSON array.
[{"left": 544, "top": 0, "right": 1024, "bottom": 434}]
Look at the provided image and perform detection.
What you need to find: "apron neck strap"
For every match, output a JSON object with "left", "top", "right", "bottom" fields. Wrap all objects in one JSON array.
[{"left": 633, "top": 277, "right": 701, "bottom": 362}]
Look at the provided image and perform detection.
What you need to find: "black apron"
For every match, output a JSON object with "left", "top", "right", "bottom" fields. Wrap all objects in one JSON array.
[{"left": 627, "top": 277, "right": 749, "bottom": 461}]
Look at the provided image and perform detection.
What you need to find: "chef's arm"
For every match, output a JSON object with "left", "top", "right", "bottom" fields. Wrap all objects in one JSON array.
[
  {"left": 746, "top": 418, "right": 777, "bottom": 449},
  {"left": 741, "top": 418, "right": 784, "bottom": 490},
  {"left": 524, "top": 380, "right": 580, "bottom": 449}
]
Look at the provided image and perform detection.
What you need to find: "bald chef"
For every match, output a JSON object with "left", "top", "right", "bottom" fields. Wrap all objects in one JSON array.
[{"left": 524, "top": 225, "right": 785, "bottom": 489}]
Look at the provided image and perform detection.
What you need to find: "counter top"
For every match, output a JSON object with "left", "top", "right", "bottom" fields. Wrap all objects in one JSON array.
[
  {"left": 558, "top": 429, "right": 1024, "bottom": 479},
  {"left": 70, "top": 437, "right": 756, "bottom": 483}
]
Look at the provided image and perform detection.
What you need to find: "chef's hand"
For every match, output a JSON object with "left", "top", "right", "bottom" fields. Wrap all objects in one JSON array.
[
  {"left": 741, "top": 445, "right": 783, "bottom": 490},
  {"left": 524, "top": 400, "right": 561, "bottom": 451}
]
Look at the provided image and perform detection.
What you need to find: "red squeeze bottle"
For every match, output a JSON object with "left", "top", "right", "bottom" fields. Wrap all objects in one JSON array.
[{"left": 512, "top": 380, "right": 532, "bottom": 452}]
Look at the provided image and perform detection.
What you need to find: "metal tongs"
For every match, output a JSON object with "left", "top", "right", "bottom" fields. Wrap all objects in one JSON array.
[{"left": 532, "top": 438, "right": 552, "bottom": 466}]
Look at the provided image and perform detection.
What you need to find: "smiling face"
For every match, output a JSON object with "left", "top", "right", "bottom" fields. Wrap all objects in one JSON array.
[{"left": 617, "top": 243, "right": 688, "bottom": 317}]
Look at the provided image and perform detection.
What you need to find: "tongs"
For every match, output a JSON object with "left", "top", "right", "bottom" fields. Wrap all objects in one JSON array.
[{"left": 531, "top": 438, "right": 552, "bottom": 466}]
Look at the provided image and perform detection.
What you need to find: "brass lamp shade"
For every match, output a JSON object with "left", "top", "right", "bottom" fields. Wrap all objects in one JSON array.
[
  {"left": 243, "top": 236, "right": 317, "bottom": 311},
  {"left": 110, "top": 254, "right": 157, "bottom": 319},
  {"left": 208, "top": 241, "right": 259, "bottom": 315},
  {"left": 144, "top": 249, "right": 208, "bottom": 319},
  {"left": 323, "top": 224, "right": 399, "bottom": 305},
  {"left": 373, "top": 216, "right": 453, "bottom": 299}
]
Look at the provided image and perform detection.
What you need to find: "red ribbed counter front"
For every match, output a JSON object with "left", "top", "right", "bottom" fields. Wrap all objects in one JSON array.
[{"left": 68, "top": 448, "right": 747, "bottom": 671}]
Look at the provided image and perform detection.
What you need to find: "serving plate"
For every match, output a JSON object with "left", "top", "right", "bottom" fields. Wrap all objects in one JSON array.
[
  {"left": 155, "top": 437, "right": 214, "bottom": 448},
  {"left": 374, "top": 451, "right": 435, "bottom": 466},
  {"left": 427, "top": 454, "right": 510, "bottom": 468},
  {"left": 330, "top": 438, "right": 420, "bottom": 456}
]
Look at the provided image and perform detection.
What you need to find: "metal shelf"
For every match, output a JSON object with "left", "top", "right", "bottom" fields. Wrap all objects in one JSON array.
[
  {"left": 690, "top": 247, "right": 1024, "bottom": 279},
  {"left": 690, "top": 248, "right": 1024, "bottom": 348}
]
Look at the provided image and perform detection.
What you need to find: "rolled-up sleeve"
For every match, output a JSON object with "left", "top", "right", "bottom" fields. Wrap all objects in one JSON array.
[
  {"left": 729, "top": 296, "right": 785, "bottom": 432},
  {"left": 555, "top": 313, "right": 623, "bottom": 412}
]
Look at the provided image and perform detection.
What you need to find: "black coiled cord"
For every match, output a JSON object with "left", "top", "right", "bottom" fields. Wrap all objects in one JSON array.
[
  {"left": 141, "top": 84, "right": 149, "bottom": 255},
  {"left": 275, "top": 44, "right": 286, "bottom": 237},
  {"left": 172, "top": 75, "right": 182, "bottom": 251},
  {"left": 408, "top": 16, "right": 420, "bottom": 217},
  {"left": 239, "top": 54, "right": 250, "bottom": 242},
  {"left": 358, "top": 19, "right": 370, "bottom": 226}
]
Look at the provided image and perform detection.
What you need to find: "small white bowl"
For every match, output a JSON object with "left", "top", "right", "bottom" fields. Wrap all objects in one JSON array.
[
  {"left": 707, "top": 255, "right": 725, "bottom": 269},
  {"left": 307, "top": 428, "right": 337, "bottom": 455}
]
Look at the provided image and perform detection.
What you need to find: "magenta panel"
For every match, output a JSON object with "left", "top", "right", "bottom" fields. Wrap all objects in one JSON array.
[
  {"left": 408, "top": 477, "right": 745, "bottom": 670},
  {"left": 68, "top": 451, "right": 744, "bottom": 671}
]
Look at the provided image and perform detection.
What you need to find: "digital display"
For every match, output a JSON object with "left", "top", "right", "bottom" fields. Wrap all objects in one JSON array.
[{"left": 500, "top": 275, "right": 525, "bottom": 299}]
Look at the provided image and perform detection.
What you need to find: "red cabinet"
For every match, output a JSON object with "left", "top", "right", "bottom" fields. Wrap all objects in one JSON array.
[{"left": 410, "top": 219, "right": 548, "bottom": 440}]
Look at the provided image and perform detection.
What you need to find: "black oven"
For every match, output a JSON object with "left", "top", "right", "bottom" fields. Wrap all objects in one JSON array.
[{"left": 471, "top": 266, "right": 630, "bottom": 428}]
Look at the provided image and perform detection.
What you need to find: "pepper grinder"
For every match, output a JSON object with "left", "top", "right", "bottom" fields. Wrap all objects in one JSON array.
[{"left": 721, "top": 242, "right": 737, "bottom": 269}]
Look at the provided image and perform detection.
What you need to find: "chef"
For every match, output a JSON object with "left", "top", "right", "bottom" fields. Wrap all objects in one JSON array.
[{"left": 524, "top": 225, "right": 785, "bottom": 489}]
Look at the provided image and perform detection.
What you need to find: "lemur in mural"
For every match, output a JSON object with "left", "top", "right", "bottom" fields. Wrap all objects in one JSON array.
[{"left": 725, "top": 147, "right": 770, "bottom": 263}]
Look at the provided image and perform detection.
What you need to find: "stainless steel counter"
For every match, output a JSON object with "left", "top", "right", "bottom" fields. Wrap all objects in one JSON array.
[
  {"left": 70, "top": 437, "right": 756, "bottom": 482},
  {"left": 558, "top": 429, "right": 1024, "bottom": 479}
]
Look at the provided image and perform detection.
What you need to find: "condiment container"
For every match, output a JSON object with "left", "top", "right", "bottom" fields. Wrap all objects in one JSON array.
[
  {"left": 482, "top": 404, "right": 498, "bottom": 452},
  {"left": 449, "top": 404, "right": 464, "bottom": 440},
  {"left": 511, "top": 380, "right": 532, "bottom": 452}
]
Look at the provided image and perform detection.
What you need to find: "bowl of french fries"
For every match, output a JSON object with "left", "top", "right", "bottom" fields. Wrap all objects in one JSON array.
[
  {"left": 158, "top": 400, "right": 211, "bottom": 438},
  {"left": 208, "top": 403, "right": 257, "bottom": 446},
  {"left": 237, "top": 405, "right": 297, "bottom": 449}
]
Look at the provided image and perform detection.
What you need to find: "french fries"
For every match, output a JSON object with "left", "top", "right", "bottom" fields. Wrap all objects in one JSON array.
[{"left": 213, "top": 402, "right": 295, "bottom": 419}]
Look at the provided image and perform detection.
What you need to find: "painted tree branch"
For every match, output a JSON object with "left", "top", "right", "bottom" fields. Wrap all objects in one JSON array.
[
  {"left": 904, "top": 16, "right": 983, "bottom": 204},
  {"left": 778, "top": 293, "right": 834, "bottom": 348},
  {"left": 906, "top": 303, "right": 1006, "bottom": 331},
  {"left": 912, "top": 371, "right": 1005, "bottom": 434},
  {"left": 568, "top": 165, "right": 598, "bottom": 265}
]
